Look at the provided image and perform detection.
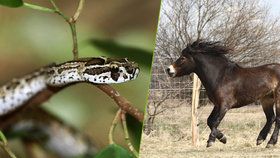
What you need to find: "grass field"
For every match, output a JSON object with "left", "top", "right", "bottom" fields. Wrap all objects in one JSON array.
[{"left": 140, "top": 101, "right": 280, "bottom": 158}]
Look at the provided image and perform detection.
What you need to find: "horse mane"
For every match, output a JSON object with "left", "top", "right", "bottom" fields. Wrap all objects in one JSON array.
[
  {"left": 183, "top": 40, "right": 240, "bottom": 68},
  {"left": 184, "top": 40, "right": 232, "bottom": 55}
]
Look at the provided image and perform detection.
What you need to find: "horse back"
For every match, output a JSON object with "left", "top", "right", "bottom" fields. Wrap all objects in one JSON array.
[{"left": 216, "top": 63, "right": 280, "bottom": 108}]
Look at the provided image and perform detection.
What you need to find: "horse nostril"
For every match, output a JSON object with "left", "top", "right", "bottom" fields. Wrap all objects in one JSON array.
[
  {"left": 166, "top": 68, "right": 170, "bottom": 73},
  {"left": 166, "top": 65, "right": 176, "bottom": 77}
]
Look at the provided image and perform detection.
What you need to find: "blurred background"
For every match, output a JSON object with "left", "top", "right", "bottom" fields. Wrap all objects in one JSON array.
[{"left": 0, "top": 0, "right": 161, "bottom": 157}]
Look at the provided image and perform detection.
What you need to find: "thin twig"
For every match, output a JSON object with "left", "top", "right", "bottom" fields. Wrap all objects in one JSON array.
[
  {"left": 0, "top": 131, "right": 7, "bottom": 145},
  {"left": 48, "top": 0, "right": 68, "bottom": 20},
  {"left": 95, "top": 84, "right": 144, "bottom": 122},
  {"left": 0, "top": 142, "right": 17, "bottom": 158},
  {"left": 68, "top": 0, "right": 85, "bottom": 59},
  {"left": 68, "top": 23, "right": 79, "bottom": 59},
  {"left": 71, "top": 0, "right": 86, "bottom": 23},
  {"left": 0, "top": 131, "right": 16, "bottom": 158},
  {"left": 109, "top": 109, "right": 121, "bottom": 144},
  {"left": 23, "top": 3, "right": 55, "bottom": 13},
  {"left": 48, "top": 0, "right": 80, "bottom": 59},
  {"left": 121, "top": 111, "right": 139, "bottom": 157},
  {"left": 24, "top": 0, "right": 78, "bottom": 59}
]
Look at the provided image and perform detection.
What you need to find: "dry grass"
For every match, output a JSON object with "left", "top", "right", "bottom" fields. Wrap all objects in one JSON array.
[{"left": 140, "top": 101, "right": 280, "bottom": 158}]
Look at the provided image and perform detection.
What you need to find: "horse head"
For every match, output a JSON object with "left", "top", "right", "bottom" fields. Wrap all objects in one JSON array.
[
  {"left": 166, "top": 43, "right": 197, "bottom": 77},
  {"left": 166, "top": 40, "right": 230, "bottom": 77}
]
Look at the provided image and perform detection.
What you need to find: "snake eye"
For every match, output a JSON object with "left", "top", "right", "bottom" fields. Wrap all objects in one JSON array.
[{"left": 125, "top": 66, "right": 134, "bottom": 74}]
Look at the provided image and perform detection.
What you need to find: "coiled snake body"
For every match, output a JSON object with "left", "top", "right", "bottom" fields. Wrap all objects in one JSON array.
[
  {"left": 0, "top": 57, "right": 139, "bottom": 157},
  {"left": 5, "top": 107, "right": 97, "bottom": 158},
  {"left": 0, "top": 57, "right": 139, "bottom": 116}
]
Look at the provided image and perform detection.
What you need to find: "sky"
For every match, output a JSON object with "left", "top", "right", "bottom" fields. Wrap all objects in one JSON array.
[
  {"left": 161, "top": 0, "right": 280, "bottom": 18},
  {"left": 263, "top": 0, "right": 280, "bottom": 16}
]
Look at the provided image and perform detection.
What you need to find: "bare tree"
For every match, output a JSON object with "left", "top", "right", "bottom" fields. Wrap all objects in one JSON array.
[
  {"left": 144, "top": 93, "right": 170, "bottom": 135},
  {"left": 156, "top": 0, "right": 280, "bottom": 65},
  {"left": 146, "top": 0, "right": 280, "bottom": 133}
]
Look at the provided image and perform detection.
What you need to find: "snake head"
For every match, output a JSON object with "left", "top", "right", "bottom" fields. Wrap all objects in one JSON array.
[
  {"left": 109, "top": 59, "right": 140, "bottom": 83},
  {"left": 83, "top": 57, "right": 140, "bottom": 84}
]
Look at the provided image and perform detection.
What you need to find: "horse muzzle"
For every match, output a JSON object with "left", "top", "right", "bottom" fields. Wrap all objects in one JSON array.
[{"left": 166, "top": 65, "right": 176, "bottom": 77}]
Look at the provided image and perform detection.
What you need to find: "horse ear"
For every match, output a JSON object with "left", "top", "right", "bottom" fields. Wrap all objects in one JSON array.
[
  {"left": 192, "top": 40, "right": 201, "bottom": 47},
  {"left": 186, "top": 45, "right": 196, "bottom": 54}
]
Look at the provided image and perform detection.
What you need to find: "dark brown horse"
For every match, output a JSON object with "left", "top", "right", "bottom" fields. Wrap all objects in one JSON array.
[{"left": 166, "top": 40, "right": 280, "bottom": 148}]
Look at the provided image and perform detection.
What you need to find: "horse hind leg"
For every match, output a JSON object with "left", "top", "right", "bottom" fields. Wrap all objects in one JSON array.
[
  {"left": 256, "top": 94, "right": 275, "bottom": 145},
  {"left": 267, "top": 87, "right": 280, "bottom": 148}
]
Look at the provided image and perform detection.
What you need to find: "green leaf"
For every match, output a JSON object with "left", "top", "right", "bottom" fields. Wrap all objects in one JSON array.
[
  {"left": 0, "top": 0, "right": 23, "bottom": 8},
  {"left": 126, "top": 114, "right": 143, "bottom": 152},
  {"left": 95, "top": 144, "right": 133, "bottom": 158},
  {"left": 89, "top": 39, "right": 153, "bottom": 69}
]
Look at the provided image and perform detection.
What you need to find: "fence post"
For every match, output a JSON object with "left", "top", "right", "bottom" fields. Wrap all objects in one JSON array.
[{"left": 191, "top": 74, "right": 201, "bottom": 147}]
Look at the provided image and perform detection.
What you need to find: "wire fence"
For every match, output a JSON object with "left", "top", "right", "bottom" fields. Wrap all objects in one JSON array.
[
  {"left": 144, "top": 51, "right": 280, "bottom": 135},
  {"left": 149, "top": 56, "right": 209, "bottom": 106},
  {"left": 149, "top": 53, "right": 280, "bottom": 106}
]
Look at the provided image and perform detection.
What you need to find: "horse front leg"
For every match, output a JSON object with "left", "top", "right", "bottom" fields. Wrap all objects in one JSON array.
[
  {"left": 207, "top": 106, "right": 228, "bottom": 147},
  {"left": 207, "top": 106, "right": 227, "bottom": 144}
]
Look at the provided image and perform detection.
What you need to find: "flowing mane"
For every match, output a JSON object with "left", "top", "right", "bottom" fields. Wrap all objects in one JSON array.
[{"left": 183, "top": 40, "right": 232, "bottom": 55}]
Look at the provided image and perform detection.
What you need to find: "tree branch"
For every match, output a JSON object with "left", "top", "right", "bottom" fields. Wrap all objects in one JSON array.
[
  {"left": 96, "top": 85, "right": 144, "bottom": 122},
  {"left": 0, "top": 83, "right": 143, "bottom": 130},
  {"left": 71, "top": 0, "right": 85, "bottom": 23},
  {"left": 48, "top": 0, "right": 81, "bottom": 59}
]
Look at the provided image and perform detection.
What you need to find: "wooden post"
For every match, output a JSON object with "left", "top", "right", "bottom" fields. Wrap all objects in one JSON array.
[{"left": 191, "top": 74, "right": 201, "bottom": 147}]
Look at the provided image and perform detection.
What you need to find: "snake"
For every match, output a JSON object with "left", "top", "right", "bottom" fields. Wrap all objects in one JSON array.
[
  {"left": 4, "top": 107, "right": 97, "bottom": 158},
  {"left": 0, "top": 57, "right": 139, "bottom": 157},
  {"left": 0, "top": 57, "right": 140, "bottom": 116}
]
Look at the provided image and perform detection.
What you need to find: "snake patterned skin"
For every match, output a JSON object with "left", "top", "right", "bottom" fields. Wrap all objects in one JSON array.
[
  {"left": 4, "top": 107, "right": 98, "bottom": 158},
  {"left": 0, "top": 57, "right": 140, "bottom": 116}
]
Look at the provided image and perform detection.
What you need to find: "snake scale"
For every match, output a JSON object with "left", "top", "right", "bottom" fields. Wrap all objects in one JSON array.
[{"left": 0, "top": 57, "right": 140, "bottom": 116}]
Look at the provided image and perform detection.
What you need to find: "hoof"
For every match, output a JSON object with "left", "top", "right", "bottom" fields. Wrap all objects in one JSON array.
[
  {"left": 256, "top": 139, "right": 264, "bottom": 146},
  {"left": 266, "top": 144, "right": 274, "bottom": 148},
  {"left": 206, "top": 141, "right": 214, "bottom": 148},
  {"left": 219, "top": 136, "right": 227, "bottom": 144}
]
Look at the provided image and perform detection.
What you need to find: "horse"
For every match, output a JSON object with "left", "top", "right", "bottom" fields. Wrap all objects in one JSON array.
[{"left": 166, "top": 40, "right": 280, "bottom": 148}]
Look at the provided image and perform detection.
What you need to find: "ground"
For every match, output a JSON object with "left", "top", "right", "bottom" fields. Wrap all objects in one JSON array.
[{"left": 140, "top": 101, "right": 280, "bottom": 158}]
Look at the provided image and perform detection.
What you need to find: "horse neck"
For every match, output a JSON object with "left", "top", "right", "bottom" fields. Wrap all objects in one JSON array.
[{"left": 193, "top": 53, "right": 229, "bottom": 93}]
